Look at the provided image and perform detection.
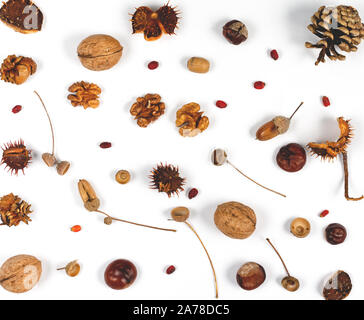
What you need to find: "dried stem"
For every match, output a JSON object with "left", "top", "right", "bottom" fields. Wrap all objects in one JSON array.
[
  {"left": 56, "top": 267, "right": 66, "bottom": 271},
  {"left": 34, "top": 91, "right": 55, "bottom": 155},
  {"left": 289, "top": 102, "right": 304, "bottom": 120},
  {"left": 96, "top": 210, "right": 176, "bottom": 232},
  {"left": 342, "top": 152, "right": 364, "bottom": 201},
  {"left": 227, "top": 160, "right": 286, "bottom": 198},
  {"left": 184, "top": 221, "right": 218, "bottom": 299},
  {"left": 266, "top": 238, "right": 291, "bottom": 277}
]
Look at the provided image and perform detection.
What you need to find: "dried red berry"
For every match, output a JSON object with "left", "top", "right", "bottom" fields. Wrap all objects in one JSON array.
[
  {"left": 148, "top": 61, "right": 159, "bottom": 70},
  {"left": 322, "top": 96, "right": 330, "bottom": 107},
  {"left": 12, "top": 105, "right": 22, "bottom": 113},
  {"left": 71, "top": 225, "right": 82, "bottom": 232},
  {"left": 320, "top": 210, "right": 329, "bottom": 218},
  {"left": 188, "top": 188, "right": 198, "bottom": 199},
  {"left": 254, "top": 81, "right": 265, "bottom": 90},
  {"left": 216, "top": 100, "right": 227, "bottom": 109},
  {"left": 270, "top": 50, "right": 279, "bottom": 60},
  {"left": 166, "top": 265, "right": 176, "bottom": 274},
  {"left": 99, "top": 142, "right": 112, "bottom": 149}
]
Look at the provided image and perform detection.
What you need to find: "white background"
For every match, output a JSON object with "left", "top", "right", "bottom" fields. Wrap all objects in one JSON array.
[{"left": 0, "top": 0, "right": 364, "bottom": 300}]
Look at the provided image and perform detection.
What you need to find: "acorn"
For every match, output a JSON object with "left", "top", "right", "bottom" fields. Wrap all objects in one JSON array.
[{"left": 256, "top": 102, "right": 304, "bottom": 141}]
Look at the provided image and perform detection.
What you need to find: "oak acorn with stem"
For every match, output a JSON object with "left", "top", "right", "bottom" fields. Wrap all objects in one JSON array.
[
  {"left": 266, "top": 238, "right": 300, "bottom": 292},
  {"left": 34, "top": 91, "right": 70, "bottom": 175},
  {"left": 256, "top": 102, "right": 304, "bottom": 141},
  {"left": 77, "top": 179, "right": 176, "bottom": 232},
  {"left": 170, "top": 207, "right": 218, "bottom": 298},
  {"left": 212, "top": 149, "right": 286, "bottom": 198}
]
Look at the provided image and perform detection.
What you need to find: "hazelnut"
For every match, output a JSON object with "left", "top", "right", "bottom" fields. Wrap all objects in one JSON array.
[
  {"left": 0, "top": 255, "right": 42, "bottom": 293},
  {"left": 223, "top": 20, "right": 248, "bottom": 45},
  {"left": 77, "top": 34, "right": 123, "bottom": 71},
  {"left": 236, "top": 262, "right": 266, "bottom": 290},
  {"left": 171, "top": 207, "right": 190, "bottom": 222},
  {"left": 290, "top": 217, "right": 311, "bottom": 238},
  {"left": 187, "top": 57, "right": 210, "bottom": 73},
  {"left": 276, "top": 143, "right": 307, "bottom": 172},
  {"left": 115, "top": 170, "right": 131, "bottom": 184},
  {"left": 214, "top": 201, "right": 256, "bottom": 239},
  {"left": 325, "top": 223, "right": 347, "bottom": 245}
]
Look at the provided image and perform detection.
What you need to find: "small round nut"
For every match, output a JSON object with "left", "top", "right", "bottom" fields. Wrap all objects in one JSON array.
[
  {"left": 290, "top": 217, "right": 311, "bottom": 238},
  {"left": 276, "top": 143, "right": 306, "bottom": 172},
  {"left": 115, "top": 170, "right": 131, "bottom": 184},
  {"left": 236, "top": 262, "right": 266, "bottom": 290},
  {"left": 77, "top": 34, "right": 123, "bottom": 71},
  {"left": 223, "top": 20, "right": 248, "bottom": 45},
  {"left": 325, "top": 223, "right": 347, "bottom": 245},
  {"left": 171, "top": 207, "right": 190, "bottom": 222},
  {"left": 187, "top": 57, "right": 210, "bottom": 73}
]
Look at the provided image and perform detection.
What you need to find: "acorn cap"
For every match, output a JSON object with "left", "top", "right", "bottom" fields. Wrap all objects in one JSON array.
[{"left": 273, "top": 116, "right": 290, "bottom": 134}]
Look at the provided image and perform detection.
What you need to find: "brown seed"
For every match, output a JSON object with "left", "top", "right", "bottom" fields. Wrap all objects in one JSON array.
[
  {"left": 276, "top": 143, "right": 307, "bottom": 172},
  {"left": 290, "top": 218, "right": 311, "bottom": 238},
  {"left": 236, "top": 262, "right": 266, "bottom": 290},
  {"left": 42, "top": 153, "right": 57, "bottom": 167},
  {"left": 115, "top": 170, "right": 131, "bottom": 184},
  {"left": 325, "top": 223, "right": 347, "bottom": 245},
  {"left": 187, "top": 57, "right": 210, "bottom": 73},
  {"left": 171, "top": 207, "right": 190, "bottom": 222},
  {"left": 223, "top": 20, "right": 248, "bottom": 45},
  {"left": 56, "top": 161, "right": 70, "bottom": 175}
]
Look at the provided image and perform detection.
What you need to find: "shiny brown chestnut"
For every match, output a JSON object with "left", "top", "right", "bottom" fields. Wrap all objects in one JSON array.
[
  {"left": 104, "top": 259, "right": 137, "bottom": 290},
  {"left": 222, "top": 20, "right": 248, "bottom": 45},
  {"left": 276, "top": 143, "right": 306, "bottom": 172},
  {"left": 236, "top": 262, "right": 266, "bottom": 290},
  {"left": 325, "top": 223, "right": 347, "bottom": 245}
]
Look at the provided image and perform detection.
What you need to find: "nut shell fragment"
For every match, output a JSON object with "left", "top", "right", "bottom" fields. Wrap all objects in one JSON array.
[{"left": 323, "top": 270, "right": 352, "bottom": 300}]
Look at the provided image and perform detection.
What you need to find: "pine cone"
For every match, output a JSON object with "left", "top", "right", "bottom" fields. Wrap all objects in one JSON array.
[
  {"left": 130, "top": 94, "right": 165, "bottom": 127},
  {"left": 0, "top": 193, "right": 32, "bottom": 227},
  {"left": 305, "top": 5, "right": 364, "bottom": 65},
  {"left": 67, "top": 81, "right": 102, "bottom": 109},
  {"left": 0, "top": 55, "right": 37, "bottom": 84}
]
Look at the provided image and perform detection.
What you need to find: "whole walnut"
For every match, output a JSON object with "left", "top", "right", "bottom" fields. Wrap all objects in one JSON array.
[
  {"left": 0, "top": 255, "right": 42, "bottom": 293},
  {"left": 77, "top": 34, "right": 123, "bottom": 71},
  {"left": 214, "top": 201, "right": 256, "bottom": 239}
]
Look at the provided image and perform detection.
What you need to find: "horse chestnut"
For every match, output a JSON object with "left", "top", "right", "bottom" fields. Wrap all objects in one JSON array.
[
  {"left": 325, "top": 223, "right": 347, "bottom": 245},
  {"left": 236, "top": 262, "right": 266, "bottom": 290},
  {"left": 276, "top": 143, "right": 306, "bottom": 172},
  {"left": 104, "top": 259, "right": 137, "bottom": 290},
  {"left": 223, "top": 20, "right": 248, "bottom": 45}
]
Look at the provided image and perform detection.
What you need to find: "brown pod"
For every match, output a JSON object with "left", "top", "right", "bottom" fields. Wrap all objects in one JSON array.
[
  {"left": 236, "top": 262, "right": 266, "bottom": 290},
  {"left": 276, "top": 143, "right": 307, "bottom": 172},
  {"left": 325, "top": 223, "right": 347, "bottom": 245},
  {"left": 77, "top": 34, "right": 123, "bottom": 71}
]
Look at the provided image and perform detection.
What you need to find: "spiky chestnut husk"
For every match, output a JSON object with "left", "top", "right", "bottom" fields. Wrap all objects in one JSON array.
[
  {"left": 150, "top": 163, "right": 185, "bottom": 197},
  {"left": 131, "top": 3, "right": 180, "bottom": 41},
  {"left": 307, "top": 117, "right": 352, "bottom": 160},
  {"left": 1, "top": 139, "right": 31, "bottom": 175},
  {"left": 0, "top": 193, "right": 32, "bottom": 227}
]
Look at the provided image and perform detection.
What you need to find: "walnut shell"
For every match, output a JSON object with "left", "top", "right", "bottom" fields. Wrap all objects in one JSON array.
[
  {"left": 77, "top": 34, "right": 123, "bottom": 71},
  {"left": 0, "top": 254, "right": 42, "bottom": 293},
  {"left": 214, "top": 201, "right": 256, "bottom": 239}
]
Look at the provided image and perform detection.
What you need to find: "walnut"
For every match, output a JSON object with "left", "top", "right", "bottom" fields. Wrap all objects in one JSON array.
[
  {"left": 175, "top": 102, "right": 209, "bottom": 137},
  {"left": 130, "top": 94, "right": 165, "bottom": 127},
  {"left": 0, "top": 55, "right": 37, "bottom": 85},
  {"left": 67, "top": 81, "right": 102, "bottom": 109}
]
